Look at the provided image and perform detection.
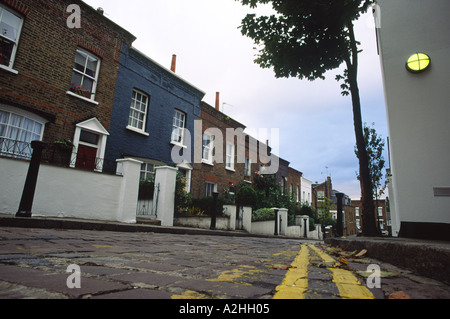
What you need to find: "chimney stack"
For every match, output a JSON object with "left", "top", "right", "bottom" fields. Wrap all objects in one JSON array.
[
  {"left": 97, "top": 7, "right": 104, "bottom": 15},
  {"left": 215, "top": 92, "right": 220, "bottom": 111},
  {"left": 170, "top": 55, "right": 177, "bottom": 73}
]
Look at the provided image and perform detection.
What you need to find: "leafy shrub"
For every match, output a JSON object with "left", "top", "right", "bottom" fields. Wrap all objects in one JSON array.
[
  {"left": 236, "top": 185, "right": 257, "bottom": 207},
  {"left": 252, "top": 208, "right": 275, "bottom": 222}
]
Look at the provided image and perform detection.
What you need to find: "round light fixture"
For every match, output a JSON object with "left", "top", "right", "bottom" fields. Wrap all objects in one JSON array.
[{"left": 406, "top": 53, "right": 431, "bottom": 73}]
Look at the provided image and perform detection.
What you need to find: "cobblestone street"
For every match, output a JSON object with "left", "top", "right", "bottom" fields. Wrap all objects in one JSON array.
[{"left": 0, "top": 227, "right": 449, "bottom": 300}]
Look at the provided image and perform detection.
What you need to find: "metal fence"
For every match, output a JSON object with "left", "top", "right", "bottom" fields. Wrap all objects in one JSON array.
[{"left": 0, "top": 138, "right": 119, "bottom": 175}]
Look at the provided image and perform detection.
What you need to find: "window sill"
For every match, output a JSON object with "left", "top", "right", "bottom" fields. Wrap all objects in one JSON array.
[
  {"left": 201, "top": 159, "right": 214, "bottom": 166},
  {"left": 126, "top": 125, "right": 150, "bottom": 136},
  {"left": 66, "top": 91, "right": 99, "bottom": 105},
  {"left": 170, "top": 141, "right": 187, "bottom": 149},
  {"left": 0, "top": 64, "right": 19, "bottom": 75},
  {"left": 225, "top": 167, "right": 235, "bottom": 172}
]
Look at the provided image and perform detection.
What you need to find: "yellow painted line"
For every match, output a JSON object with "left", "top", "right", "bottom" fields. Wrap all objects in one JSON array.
[
  {"left": 273, "top": 244, "right": 309, "bottom": 299},
  {"left": 206, "top": 265, "right": 261, "bottom": 283},
  {"left": 310, "top": 245, "right": 374, "bottom": 299},
  {"left": 171, "top": 290, "right": 208, "bottom": 299}
]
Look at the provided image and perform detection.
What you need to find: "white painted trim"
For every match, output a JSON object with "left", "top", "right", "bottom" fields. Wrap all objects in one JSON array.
[{"left": 66, "top": 91, "right": 99, "bottom": 105}]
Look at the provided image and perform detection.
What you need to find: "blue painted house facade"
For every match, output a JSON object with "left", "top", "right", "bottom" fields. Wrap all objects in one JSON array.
[{"left": 105, "top": 44, "right": 204, "bottom": 189}]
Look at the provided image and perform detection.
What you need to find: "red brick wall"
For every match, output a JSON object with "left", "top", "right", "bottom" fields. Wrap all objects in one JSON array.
[
  {"left": 191, "top": 102, "right": 270, "bottom": 198},
  {"left": 287, "top": 167, "right": 302, "bottom": 202},
  {"left": 0, "top": 0, "right": 135, "bottom": 143}
]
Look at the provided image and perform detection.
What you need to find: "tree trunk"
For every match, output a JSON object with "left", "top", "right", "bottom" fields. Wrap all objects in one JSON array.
[{"left": 346, "top": 22, "right": 378, "bottom": 237}]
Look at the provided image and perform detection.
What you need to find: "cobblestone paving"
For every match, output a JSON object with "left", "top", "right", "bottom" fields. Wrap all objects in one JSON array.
[{"left": 0, "top": 227, "right": 449, "bottom": 300}]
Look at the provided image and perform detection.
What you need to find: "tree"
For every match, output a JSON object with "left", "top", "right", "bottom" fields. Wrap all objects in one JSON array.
[
  {"left": 355, "top": 123, "right": 387, "bottom": 233},
  {"left": 355, "top": 123, "right": 386, "bottom": 198},
  {"left": 237, "top": 0, "right": 378, "bottom": 236}
]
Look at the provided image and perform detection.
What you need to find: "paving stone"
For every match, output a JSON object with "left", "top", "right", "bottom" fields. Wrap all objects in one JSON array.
[
  {"left": 0, "top": 265, "right": 128, "bottom": 298},
  {"left": 173, "top": 279, "right": 272, "bottom": 299},
  {"left": 109, "top": 272, "right": 181, "bottom": 287},
  {"left": 92, "top": 288, "right": 173, "bottom": 299}
]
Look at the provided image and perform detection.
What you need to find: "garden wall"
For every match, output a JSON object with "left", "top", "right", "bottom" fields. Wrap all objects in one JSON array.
[{"left": 0, "top": 156, "right": 141, "bottom": 223}]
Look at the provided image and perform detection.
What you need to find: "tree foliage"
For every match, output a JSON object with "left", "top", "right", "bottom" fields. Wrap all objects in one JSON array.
[
  {"left": 237, "top": 0, "right": 378, "bottom": 236},
  {"left": 355, "top": 123, "right": 387, "bottom": 199}
]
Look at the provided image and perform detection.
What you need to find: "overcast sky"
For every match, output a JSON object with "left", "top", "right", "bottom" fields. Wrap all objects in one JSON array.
[{"left": 83, "top": 0, "right": 389, "bottom": 200}]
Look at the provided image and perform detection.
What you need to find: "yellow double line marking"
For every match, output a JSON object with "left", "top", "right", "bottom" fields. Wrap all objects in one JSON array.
[{"left": 274, "top": 244, "right": 374, "bottom": 299}]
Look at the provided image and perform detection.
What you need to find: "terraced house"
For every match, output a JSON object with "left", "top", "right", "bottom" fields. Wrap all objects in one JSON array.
[{"left": 0, "top": 0, "right": 135, "bottom": 170}]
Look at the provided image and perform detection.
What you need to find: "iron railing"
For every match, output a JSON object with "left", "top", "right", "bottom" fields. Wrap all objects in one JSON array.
[
  {"left": 0, "top": 138, "right": 119, "bottom": 175},
  {"left": 0, "top": 137, "right": 33, "bottom": 160}
]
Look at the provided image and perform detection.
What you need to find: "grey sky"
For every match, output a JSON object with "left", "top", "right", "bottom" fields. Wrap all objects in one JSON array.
[{"left": 83, "top": 0, "right": 388, "bottom": 199}]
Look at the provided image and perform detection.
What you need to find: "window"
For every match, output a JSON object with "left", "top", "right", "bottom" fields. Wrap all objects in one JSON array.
[
  {"left": 202, "top": 132, "right": 213, "bottom": 164},
  {"left": 378, "top": 207, "right": 383, "bottom": 217},
  {"left": 140, "top": 163, "right": 155, "bottom": 181},
  {"left": 70, "top": 49, "right": 101, "bottom": 100},
  {"left": 0, "top": 109, "right": 44, "bottom": 159},
  {"left": 171, "top": 110, "right": 186, "bottom": 145},
  {"left": 355, "top": 207, "right": 359, "bottom": 217},
  {"left": 244, "top": 157, "right": 251, "bottom": 177},
  {"left": 225, "top": 142, "right": 235, "bottom": 170},
  {"left": 0, "top": 5, "right": 23, "bottom": 70},
  {"left": 128, "top": 90, "right": 149, "bottom": 132},
  {"left": 205, "top": 182, "right": 217, "bottom": 197},
  {"left": 79, "top": 130, "right": 99, "bottom": 145},
  {"left": 317, "top": 190, "right": 325, "bottom": 202}
]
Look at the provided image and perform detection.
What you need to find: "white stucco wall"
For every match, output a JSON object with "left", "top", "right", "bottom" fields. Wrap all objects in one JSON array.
[
  {"left": 0, "top": 157, "right": 140, "bottom": 223},
  {"left": 377, "top": 0, "right": 450, "bottom": 227}
]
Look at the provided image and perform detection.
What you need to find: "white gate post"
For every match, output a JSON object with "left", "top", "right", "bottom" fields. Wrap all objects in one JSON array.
[
  {"left": 154, "top": 166, "right": 178, "bottom": 227},
  {"left": 278, "top": 208, "right": 288, "bottom": 236},
  {"left": 116, "top": 158, "right": 143, "bottom": 223}
]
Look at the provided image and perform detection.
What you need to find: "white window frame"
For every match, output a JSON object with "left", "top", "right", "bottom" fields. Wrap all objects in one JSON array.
[
  {"left": 68, "top": 49, "right": 101, "bottom": 102},
  {"left": 317, "top": 190, "right": 325, "bottom": 202},
  {"left": 378, "top": 207, "right": 383, "bottom": 217},
  {"left": 202, "top": 132, "right": 214, "bottom": 165},
  {"left": 0, "top": 4, "right": 23, "bottom": 73},
  {"left": 225, "top": 142, "right": 235, "bottom": 171},
  {"left": 171, "top": 110, "right": 186, "bottom": 146},
  {"left": 0, "top": 106, "right": 46, "bottom": 159},
  {"left": 140, "top": 162, "right": 155, "bottom": 181},
  {"left": 127, "top": 89, "right": 149, "bottom": 135}
]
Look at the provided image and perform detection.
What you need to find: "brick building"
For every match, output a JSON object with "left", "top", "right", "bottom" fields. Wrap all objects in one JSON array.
[
  {"left": 191, "top": 96, "right": 271, "bottom": 199},
  {"left": 0, "top": 0, "right": 135, "bottom": 167},
  {"left": 287, "top": 167, "right": 302, "bottom": 203},
  {"left": 312, "top": 176, "right": 333, "bottom": 211},
  {"left": 353, "top": 199, "right": 390, "bottom": 236},
  {"left": 104, "top": 46, "right": 205, "bottom": 182}
]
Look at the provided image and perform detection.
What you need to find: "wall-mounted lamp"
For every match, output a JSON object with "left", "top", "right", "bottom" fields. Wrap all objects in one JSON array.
[{"left": 406, "top": 53, "right": 431, "bottom": 73}]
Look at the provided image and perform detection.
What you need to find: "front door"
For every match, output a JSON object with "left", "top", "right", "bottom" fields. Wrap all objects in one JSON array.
[{"left": 76, "top": 144, "right": 97, "bottom": 171}]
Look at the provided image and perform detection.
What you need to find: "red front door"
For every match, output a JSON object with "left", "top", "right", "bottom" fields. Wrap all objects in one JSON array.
[{"left": 76, "top": 145, "right": 97, "bottom": 171}]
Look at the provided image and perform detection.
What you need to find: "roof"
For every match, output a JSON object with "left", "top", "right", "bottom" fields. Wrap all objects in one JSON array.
[{"left": 130, "top": 47, "right": 206, "bottom": 97}]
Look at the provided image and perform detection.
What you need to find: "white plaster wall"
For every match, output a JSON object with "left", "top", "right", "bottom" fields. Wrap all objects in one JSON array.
[
  {"left": 378, "top": 0, "right": 450, "bottom": 225},
  {"left": 251, "top": 220, "right": 275, "bottom": 236},
  {"left": 174, "top": 217, "right": 230, "bottom": 231},
  {"left": 0, "top": 157, "right": 140, "bottom": 223}
]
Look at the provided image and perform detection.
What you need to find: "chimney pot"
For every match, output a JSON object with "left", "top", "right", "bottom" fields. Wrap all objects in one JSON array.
[
  {"left": 215, "top": 92, "right": 220, "bottom": 111},
  {"left": 97, "top": 7, "right": 104, "bottom": 15},
  {"left": 171, "top": 55, "right": 177, "bottom": 73}
]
